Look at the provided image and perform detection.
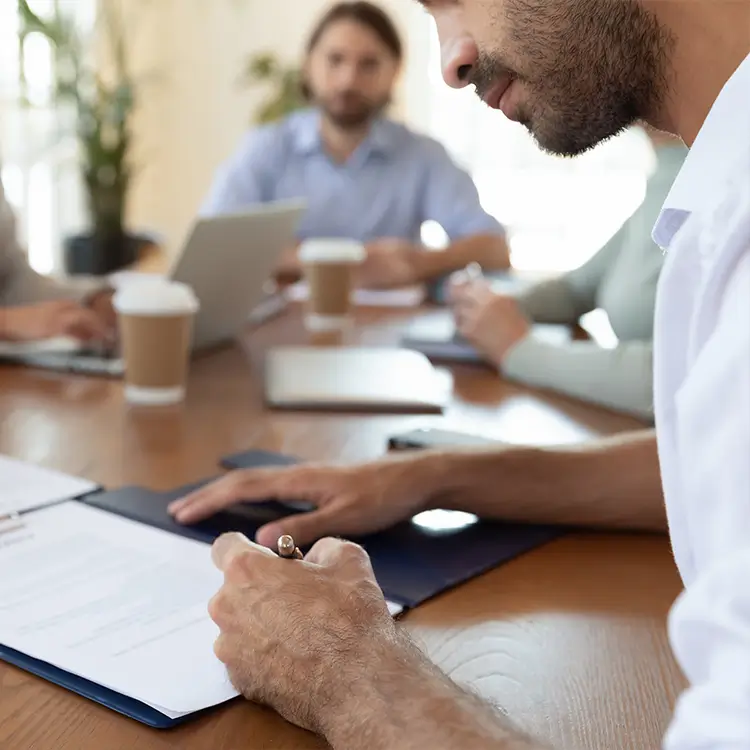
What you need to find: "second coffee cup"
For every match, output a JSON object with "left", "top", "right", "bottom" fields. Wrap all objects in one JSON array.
[
  {"left": 298, "top": 238, "right": 365, "bottom": 332},
  {"left": 113, "top": 278, "right": 199, "bottom": 406}
]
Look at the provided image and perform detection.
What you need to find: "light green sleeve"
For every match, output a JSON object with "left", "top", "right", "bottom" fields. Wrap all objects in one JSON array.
[
  {"left": 501, "top": 335, "right": 654, "bottom": 421},
  {"left": 515, "top": 220, "right": 631, "bottom": 323}
]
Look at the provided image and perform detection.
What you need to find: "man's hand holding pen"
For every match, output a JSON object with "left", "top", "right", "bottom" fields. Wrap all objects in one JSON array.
[
  {"left": 208, "top": 532, "right": 398, "bottom": 733},
  {"left": 449, "top": 265, "right": 531, "bottom": 366}
]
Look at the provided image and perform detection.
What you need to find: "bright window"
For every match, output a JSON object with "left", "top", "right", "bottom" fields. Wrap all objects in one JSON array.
[
  {"left": 422, "top": 20, "right": 655, "bottom": 272},
  {"left": 0, "top": 0, "right": 95, "bottom": 274}
]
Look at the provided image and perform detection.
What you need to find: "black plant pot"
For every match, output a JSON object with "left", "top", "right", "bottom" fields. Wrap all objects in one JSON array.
[{"left": 63, "top": 231, "right": 153, "bottom": 276}]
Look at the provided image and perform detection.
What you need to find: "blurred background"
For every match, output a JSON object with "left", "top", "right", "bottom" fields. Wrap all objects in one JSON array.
[{"left": 0, "top": 0, "right": 654, "bottom": 277}]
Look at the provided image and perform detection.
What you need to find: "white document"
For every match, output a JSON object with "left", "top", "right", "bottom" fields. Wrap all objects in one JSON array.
[
  {"left": 0, "top": 455, "right": 98, "bottom": 516},
  {"left": 286, "top": 282, "right": 425, "bottom": 308},
  {"left": 0, "top": 502, "right": 237, "bottom": 718},
  {"left": 0, "top": 502, "right": 405, "bottom": 718}
]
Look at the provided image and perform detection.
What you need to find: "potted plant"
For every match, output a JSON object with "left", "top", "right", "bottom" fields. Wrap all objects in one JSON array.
[
  {"left": 241, "top": 53, "right": 307, "bottom": 124},
  {"left": 17, "top": 0, "right": 151, "bottom": 276}
]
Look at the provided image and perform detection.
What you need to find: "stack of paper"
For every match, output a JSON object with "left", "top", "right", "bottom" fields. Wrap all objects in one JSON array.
[
  {"left": 0, "top": 502, "right": 238, "bottom": 718},
  {"left": 0, "top": 493, "right": 404, "bottom": 721}
]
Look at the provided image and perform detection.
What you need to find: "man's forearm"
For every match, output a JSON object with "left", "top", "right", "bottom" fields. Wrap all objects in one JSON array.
[
  {"left": 411, "top": 429, "right": 665, "bottom": 532},
  {"left": 320, "top": 634, "right": 548, "bottom": 750},
  {"left": 415, "top": 233, "right": 511, "bottom": 281}
]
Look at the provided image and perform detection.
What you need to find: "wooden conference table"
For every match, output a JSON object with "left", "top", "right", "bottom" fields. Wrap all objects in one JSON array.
[{"left": 0, "top": 305, "right": 685, "bottom": 750}]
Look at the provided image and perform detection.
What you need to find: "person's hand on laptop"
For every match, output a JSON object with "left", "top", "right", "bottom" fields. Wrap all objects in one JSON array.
[
  {"left": 168, "top": 454, "right": 436, "bottom": 547},
  {"left": 84, "top": 289, "right": 117, "bottom": 333},
  {"left": 449, "top": 277, "right": 531, "bottom": 365},
  {"left": 0, "top": 300, "right": 112, "bottom": 343}
]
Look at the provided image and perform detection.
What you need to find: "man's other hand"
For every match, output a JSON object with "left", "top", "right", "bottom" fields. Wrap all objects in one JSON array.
[{"left": 169, "top": 455, "right": 437, "bottom": 548}]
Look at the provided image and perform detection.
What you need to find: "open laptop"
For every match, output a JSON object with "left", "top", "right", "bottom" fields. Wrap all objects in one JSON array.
[{"left": 0, "top": 200, "right": 305, "bottom": 376}]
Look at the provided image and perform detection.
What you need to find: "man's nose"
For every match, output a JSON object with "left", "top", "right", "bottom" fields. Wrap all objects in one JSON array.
[
  {"left": 336, "top": 63, "right": 359, "bottom": 89},
  {"left": 437, "top": 26, "right": 477, "bottom": 89}
]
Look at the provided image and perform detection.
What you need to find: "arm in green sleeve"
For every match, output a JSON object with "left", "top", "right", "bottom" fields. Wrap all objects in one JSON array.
[
  {"left": 516, "top": 219, "right": 631, "bottom": 324},
  {"left": 501, "top": 335, "right": 654, "bottom": 421}
]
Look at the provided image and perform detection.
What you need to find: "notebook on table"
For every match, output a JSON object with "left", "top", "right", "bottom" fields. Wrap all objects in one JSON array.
[
  {"left": 264, "top": 347, "right": 449, "bottom": 413},
  {"left": 400, "top": 310, "right": 572, "bottom": 365},
  {"left": 428, "top": 269, "right": 537, "bottom": 305}
]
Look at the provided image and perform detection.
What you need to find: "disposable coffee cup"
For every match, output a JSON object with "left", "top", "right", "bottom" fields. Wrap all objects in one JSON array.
[
  {"left": 298, "top": 238, "right": 365, "bottom": 333},
  {"left": 113, "top": 278, "right": 199, "bottom": 406}
]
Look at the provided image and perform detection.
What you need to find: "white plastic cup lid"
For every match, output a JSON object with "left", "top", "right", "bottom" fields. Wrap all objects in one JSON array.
[
  {"left": 113, "top": 278, "right": 199, "bottom": 316},
  {"left": 298, "top": 238, "right": 366, "bottom": 265}
]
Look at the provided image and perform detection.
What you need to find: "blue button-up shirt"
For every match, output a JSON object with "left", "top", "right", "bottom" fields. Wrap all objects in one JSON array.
[{"left": 201, "top": 109, "right": 504, "bottom": 243}]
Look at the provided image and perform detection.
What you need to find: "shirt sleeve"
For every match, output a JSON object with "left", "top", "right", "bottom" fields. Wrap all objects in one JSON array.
[
  {"left": 419, "top": 141, "right": 505, "bottom": 240},
  {"left": 199, "top": 129, "right": 275, "bottom": 217},
  {"left": 0, "top": 178, "right": 99, "bottom": 306},
  {"left": 662, "top": 248, "right": 750, "bottom": 750},
  {"left": 501, "top": 335, "right": 654, "bottom": 420},
  {"left": 516, "top": 217, "right": 631, "bottom": 324}
]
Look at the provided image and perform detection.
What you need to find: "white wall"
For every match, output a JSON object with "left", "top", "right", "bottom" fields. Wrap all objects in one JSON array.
[{"left": 128, "top": 0, "right": 430, "bottom": 256}]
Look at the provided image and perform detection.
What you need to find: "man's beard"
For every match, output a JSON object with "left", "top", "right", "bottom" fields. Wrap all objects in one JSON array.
[
  {"left": 472, "top": 0, "right": 674, "bottom": 156},
  {"left": 316, "top": 91, "right": 389, "bottom": 130}
]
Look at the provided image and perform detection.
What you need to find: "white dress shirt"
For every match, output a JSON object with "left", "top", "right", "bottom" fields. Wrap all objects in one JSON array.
[{"left": 652, "top": 53, "right": 750, "bottom": 749}]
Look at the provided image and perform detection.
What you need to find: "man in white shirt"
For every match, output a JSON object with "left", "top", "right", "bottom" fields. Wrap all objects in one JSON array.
[{"left": 169, "top": 1, "right": 750, "bottom": 747}]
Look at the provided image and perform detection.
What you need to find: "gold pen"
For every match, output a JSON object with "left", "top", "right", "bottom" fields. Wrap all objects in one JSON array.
[{"left": 277, "top": 534, "right": 303, "bottom": 560}]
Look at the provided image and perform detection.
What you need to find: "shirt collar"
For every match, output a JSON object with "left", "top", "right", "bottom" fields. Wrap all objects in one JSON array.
[
  {"left": 291, "top": 109, "right": 394, "bottom": 159},
  {"left": 652, "top": 52, "right": 750, "bottom": 250}
]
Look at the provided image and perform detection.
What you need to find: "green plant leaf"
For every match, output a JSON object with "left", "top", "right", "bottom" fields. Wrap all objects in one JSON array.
[{"left": 241, "top": 51, "right": 306, "bottom": 124}]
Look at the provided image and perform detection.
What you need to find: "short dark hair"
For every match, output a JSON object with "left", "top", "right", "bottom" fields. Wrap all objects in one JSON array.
[{"left": 301, "top": 2, "right": 403, "bottom": 99}]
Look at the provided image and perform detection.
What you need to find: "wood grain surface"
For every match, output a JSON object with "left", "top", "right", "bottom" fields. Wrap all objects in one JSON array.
[{"left": 0, "top": 306, "right": 685, "bottom": 750}]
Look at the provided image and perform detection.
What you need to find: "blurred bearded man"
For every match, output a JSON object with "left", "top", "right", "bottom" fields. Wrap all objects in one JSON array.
[{"left": 201, "top": 1, "right": 510, "bottom": 290}]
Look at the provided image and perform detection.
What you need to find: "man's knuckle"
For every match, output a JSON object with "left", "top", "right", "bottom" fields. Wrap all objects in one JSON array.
[
  {"left": 213, "top": 634, "right": 232, "bottom": 664},
  {"left": 226, "top": 548, "right": 255, "bottom": 577},
  {"left": 340, "top": 540, "right": 367, "bottom": 561},
  {"left": 207, "top": 591, "right": 227, "bottom": 624}
]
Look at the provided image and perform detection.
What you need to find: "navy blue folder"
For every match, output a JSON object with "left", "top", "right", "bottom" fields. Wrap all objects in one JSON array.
[
  {"left": 0, "top": 643, "right": 196, "bottom": 729},
  {"left": 0, "top": 484, "right": 202, "bottom": 730},
  {"left": 3, "top": 448, "right": 561, "bottom": 728}
]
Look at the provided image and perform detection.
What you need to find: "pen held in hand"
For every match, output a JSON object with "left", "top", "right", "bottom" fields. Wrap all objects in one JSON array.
[{"left": 277, "top": 534, "right": 303, "bottom": 560}]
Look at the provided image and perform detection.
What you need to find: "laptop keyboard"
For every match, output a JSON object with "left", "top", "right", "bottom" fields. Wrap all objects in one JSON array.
[{"left": 21, "top": 348, "right": 124, "bottom": 376}]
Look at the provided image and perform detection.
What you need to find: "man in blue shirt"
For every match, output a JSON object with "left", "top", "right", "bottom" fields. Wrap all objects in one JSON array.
[{"left": 201, "top": 1, "right": 509, "bottom": 289}]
